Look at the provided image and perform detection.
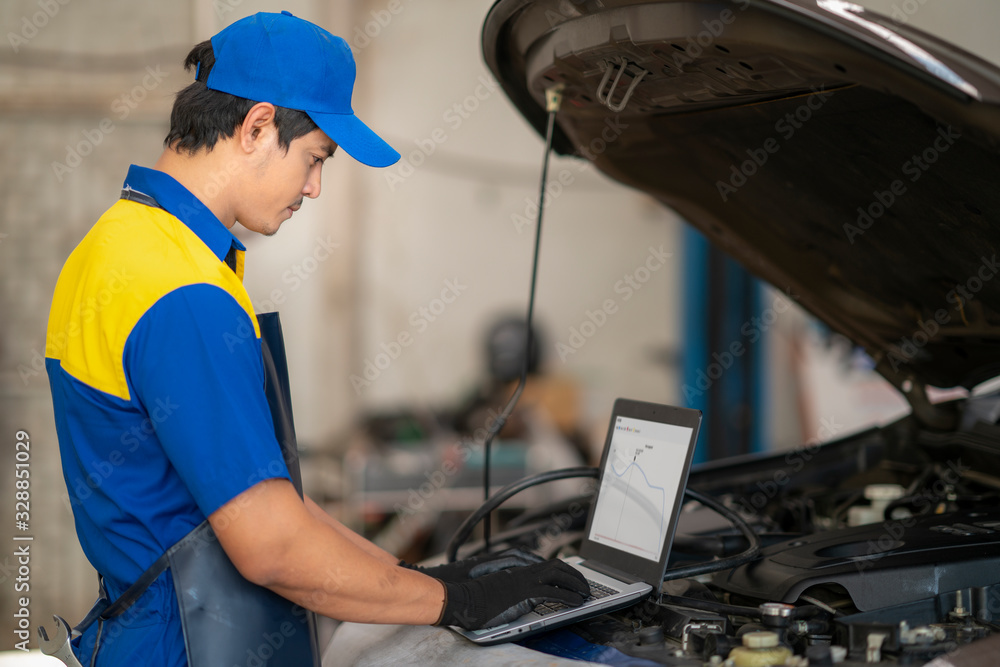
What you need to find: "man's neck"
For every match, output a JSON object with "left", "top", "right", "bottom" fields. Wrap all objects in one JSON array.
[{"left": 153, "top": 145, "right": 241, "bottom": 228}]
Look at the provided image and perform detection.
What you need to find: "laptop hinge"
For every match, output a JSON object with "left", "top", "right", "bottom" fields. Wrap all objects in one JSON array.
[{"left": 579, "top": 559, "right": 644, "bottom": 586}]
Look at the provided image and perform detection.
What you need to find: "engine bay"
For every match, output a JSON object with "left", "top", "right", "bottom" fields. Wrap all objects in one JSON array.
[{"left": 496, "top": 410, "right": 1000, "bottom": 665}]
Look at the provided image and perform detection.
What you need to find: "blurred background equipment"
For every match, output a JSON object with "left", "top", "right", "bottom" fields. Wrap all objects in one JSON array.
[{"left": 342, "top": 314, "right": 586, "bottom": 561}]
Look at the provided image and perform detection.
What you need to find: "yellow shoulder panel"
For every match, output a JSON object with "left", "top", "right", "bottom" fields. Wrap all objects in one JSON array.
[{"left": 46, "top": 200, "right": 259, "bottom": 400}]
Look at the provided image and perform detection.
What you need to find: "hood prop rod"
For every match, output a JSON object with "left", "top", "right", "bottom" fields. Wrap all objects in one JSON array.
[{"left": 480, "top": 85, "right": 565, "bottom": 551}]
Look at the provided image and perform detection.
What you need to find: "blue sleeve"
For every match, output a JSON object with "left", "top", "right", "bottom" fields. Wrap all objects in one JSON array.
[{"left": 123, "top": 283, "right": 291, "bottom": 518}]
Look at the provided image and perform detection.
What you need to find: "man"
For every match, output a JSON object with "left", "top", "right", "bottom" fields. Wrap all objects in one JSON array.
[{"left": 45, "top": 11, "right": 587, "bottom": 665}]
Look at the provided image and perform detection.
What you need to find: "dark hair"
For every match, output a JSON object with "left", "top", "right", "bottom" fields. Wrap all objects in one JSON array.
[{"left": 164, "top": 40, "right": 318, "bottom": 154}]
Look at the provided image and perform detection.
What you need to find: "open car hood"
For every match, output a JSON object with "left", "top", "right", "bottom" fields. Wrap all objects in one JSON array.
[{"left": 483, "top": 0, "right": 1000, "bottom": 417}]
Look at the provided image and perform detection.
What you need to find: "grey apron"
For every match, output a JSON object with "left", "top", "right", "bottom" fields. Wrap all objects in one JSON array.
[
  {"left": 73, "top": 190, "right": 320, "bottom": 666},
  {"left": 74, "top": 311, "right": 319, "bottom": 667}
]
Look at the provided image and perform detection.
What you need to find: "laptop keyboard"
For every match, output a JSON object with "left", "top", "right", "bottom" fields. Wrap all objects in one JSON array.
[{"left": 533, "top": 579, "right": 619, "bottom": 616}]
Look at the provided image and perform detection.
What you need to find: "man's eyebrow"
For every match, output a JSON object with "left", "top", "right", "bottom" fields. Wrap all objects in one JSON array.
[{"left": 322, "top": 142, "right": 337, "bottom": 158}]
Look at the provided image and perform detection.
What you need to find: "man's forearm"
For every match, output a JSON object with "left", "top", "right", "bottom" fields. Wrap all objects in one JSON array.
[
  {"left": 267, "top": 527, "right": 445, "bottom": 624},
  {"left": 304, "top": 495, "right": 397, "bottom": 566},
  {"left": 213, "top": 480, "right": 444, "bottom": 625}
]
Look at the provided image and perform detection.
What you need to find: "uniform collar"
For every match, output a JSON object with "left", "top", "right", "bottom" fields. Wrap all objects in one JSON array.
[{"left": 122, "top": 164, "right": 246, "bottom": 263}]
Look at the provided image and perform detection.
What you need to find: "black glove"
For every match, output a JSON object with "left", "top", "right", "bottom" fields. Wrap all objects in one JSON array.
[
  {"left": 399, "top": 548, "right": 544, "bottom": 584},
  {"left": 435, "top": 560, "right": 589, "bottom": 630}
]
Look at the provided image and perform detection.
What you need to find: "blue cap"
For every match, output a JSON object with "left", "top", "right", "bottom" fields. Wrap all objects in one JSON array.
[{"left": 207, "top": 11, "right": 400, "bottom": 168}]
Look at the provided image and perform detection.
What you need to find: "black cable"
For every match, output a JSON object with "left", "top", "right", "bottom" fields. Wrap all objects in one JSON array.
[
  {"left": 662, "top": 487, "right": 761, "bottom": 581},
  {"left": 448, "top": 466, "right": 762, "bottom": 582},
  {"left": 507, "top": 492, "right": 595, "bottom": 529},
  {"left": 481, "top": 97, "right": 561, "bottom": 548},
  {"left": 451, "top": 466, "right": 595, "bottom": 562}
]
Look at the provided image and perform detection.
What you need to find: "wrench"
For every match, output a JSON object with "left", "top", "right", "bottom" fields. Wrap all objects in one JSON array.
[{"left": 38, "top": 615, "right": 84, "bottom": 667}]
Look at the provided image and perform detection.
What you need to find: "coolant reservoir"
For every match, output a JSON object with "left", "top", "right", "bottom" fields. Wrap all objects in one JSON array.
[
  {"left": 728, "top": 631, "right": 792, "bottom": 667},
  {"left": 847, "top": 484, "right": 906, "bottom": 526}
]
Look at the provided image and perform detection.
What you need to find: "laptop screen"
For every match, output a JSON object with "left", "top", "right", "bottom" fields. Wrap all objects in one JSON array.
[{"left": 579, "top": 399, "right": 702, "bottom": 586}]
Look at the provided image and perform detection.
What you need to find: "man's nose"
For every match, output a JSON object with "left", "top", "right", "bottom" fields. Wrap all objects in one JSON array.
[{"left": 304, "top": 169, "right": 322, "bottom": 198}]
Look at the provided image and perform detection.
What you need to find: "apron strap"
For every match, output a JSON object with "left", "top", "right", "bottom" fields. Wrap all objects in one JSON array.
[
  {"left": 73, "top": 541, "right": 172, "bottom": 636},
  {"left": 120, "top": 187, "right": 163, "bottom": 210},
  {"left": 98, "top": 552, "right": 170, "bottom": 622}
]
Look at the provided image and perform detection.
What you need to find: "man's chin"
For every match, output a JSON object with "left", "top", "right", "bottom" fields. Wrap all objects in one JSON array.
[
  {"left": 241, "top": 220, "right": 281, "bottom": 237},
  {"left": 233, "top": 213, "right": 285, "bottom": 237}
]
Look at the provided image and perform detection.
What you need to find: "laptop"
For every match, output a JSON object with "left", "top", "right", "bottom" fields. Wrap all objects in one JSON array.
[{"left": 455, "top": 398, "right": 702, "bottom": 645}]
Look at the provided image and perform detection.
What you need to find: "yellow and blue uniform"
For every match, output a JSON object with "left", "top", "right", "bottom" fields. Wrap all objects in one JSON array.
[{"left": 45, "top": 165, "right": 291, "bottom": 665}]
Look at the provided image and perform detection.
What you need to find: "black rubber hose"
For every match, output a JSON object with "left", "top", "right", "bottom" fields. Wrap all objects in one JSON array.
[
  {"left": 662, "top": 487, "right": 761, "bottom": 581},
  {"left": 447, "top": 467, "right": 597, "bottom": 562},
  {"left": 446, "top": 467, "right": 762, "bottom": 582}
]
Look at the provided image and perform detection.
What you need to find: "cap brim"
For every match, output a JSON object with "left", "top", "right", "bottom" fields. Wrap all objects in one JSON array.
[{"left": 308, "top": 111, "right": 400, "bottom": 168}]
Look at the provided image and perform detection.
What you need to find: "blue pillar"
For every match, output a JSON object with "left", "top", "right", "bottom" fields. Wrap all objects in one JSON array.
[{"left": 680, "top": 226, "right": 768, "bottom": 462}]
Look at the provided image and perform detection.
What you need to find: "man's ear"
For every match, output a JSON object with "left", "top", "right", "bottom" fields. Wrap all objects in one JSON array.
[{"left": 238, "top": 102, "right": 278, "bottom": 154}]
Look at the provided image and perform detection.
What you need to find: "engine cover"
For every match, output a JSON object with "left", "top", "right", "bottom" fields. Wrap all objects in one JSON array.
[{"left": 715, "top": 509, "right": 1000, "bottom": 610}]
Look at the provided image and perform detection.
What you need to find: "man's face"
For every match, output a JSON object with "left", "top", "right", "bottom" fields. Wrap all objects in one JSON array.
[{"left": 237, "top": 127, "right": 337, "bottom": 236}]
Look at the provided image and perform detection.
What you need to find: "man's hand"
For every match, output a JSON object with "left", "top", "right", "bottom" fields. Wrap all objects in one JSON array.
[
  {"left": 400, "top": 548, "right": 544, "bottom": 584},
  {"left": 436, "top": 560, "right": 589, "bottom": 630}
]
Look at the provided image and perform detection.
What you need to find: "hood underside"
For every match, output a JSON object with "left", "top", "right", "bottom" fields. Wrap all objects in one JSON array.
[{"left": 483, "top": 0, "right": 1000, "bottom": 394}]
